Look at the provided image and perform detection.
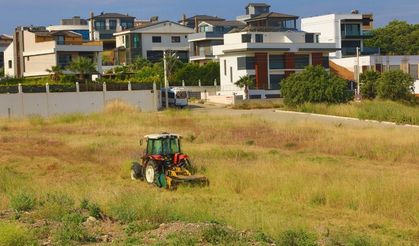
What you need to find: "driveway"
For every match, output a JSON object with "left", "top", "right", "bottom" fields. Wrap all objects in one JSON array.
[{"left": 187, "top": 103, "right": 419, "bottom": 130}]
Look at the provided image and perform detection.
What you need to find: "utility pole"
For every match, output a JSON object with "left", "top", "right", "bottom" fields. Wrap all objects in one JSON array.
[
  {"left": 163, "top": 50, "right": 169, "bottom": 108},
  {"left": 356, "top": 47, "right": 361, "bottom": 100}
]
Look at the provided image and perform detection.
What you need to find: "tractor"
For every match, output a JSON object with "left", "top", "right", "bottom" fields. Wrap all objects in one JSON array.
[{"left": 130, "top": 133, "right": 208, "bottom": 189}]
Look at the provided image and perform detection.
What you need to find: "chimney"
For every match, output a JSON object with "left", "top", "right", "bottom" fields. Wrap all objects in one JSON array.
[
  {"left": 182, "top": 14, "right": 187, "bottom": 25},
  {"left": 89, "top": 11, "right": 94, "bottom": 41}
]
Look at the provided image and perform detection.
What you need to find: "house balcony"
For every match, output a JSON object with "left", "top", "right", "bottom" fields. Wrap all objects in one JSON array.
[
  {"left": 55, "top": 41, "right": 103, "bottom": 52},
  {"left": 188, "top": 32, "right": 224, "bottom": 42},
  {"left": 189, "top": 54, "right": 216, "bottom": 62},
  {"left": 341, "top": 47, "right": 380, "bottom": 56},
  {"left": 341, "top": 30, "right": 373, "bottom": 39}
]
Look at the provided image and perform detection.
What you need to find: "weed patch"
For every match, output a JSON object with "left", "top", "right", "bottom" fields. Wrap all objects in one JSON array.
[{"left": 9, "top": 191, "right": 36, "bottom": 212}]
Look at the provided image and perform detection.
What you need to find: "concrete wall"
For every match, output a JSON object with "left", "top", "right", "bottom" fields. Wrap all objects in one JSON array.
[
  {"left": 301, "top": 14, "right": 338, "bottom": 44},
  {"left": 24, "top": 53, "right": 56, "bottom": 76},
  {"left": 223, "top": 32, "right": 306, "bottom": 45},
  {"left": 0, "top": 90, "right": 158, "bottom": 117},
  {"left": 141, "top": 33, "right": 190, "bottom": 57}
]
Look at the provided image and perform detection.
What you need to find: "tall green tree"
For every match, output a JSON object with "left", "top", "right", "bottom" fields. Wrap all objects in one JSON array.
[
  {"left": 365, "top": 20, "right": 419, "bottom": 55},
  {"left": 234, "top": 75, "right": 254, "bottom": 100},
  {"left": 45, "top": 66, "right": 63, "bottom": 82},
  {"left": 377, "top": 70, "right": 414, "bottom": 101},
  {"left": 67, "top": 57, "right": 97, "bottom": 82},
  {"left": 281, "top": 65, "right": 352, "bottom": 106},
  {"left": 360, "top": 70, "right": 380, "bottom": 99}
]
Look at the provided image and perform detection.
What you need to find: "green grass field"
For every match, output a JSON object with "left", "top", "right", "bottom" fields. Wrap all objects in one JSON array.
[{"left": 0, "top": 103, "right": 418, "bottom": 245}]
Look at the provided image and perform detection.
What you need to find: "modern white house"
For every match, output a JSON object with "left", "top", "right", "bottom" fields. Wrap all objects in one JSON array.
[
  {"left": 4, "top": 26, "right": 103, "bottom": 78},
  {"left": 301, "top": 11, "right": 378, "bottom": 58},
  {"left": 188, "top": 20, "right": 245, "bottom": 64},
  {"left": 0, "top": 34, "right": 13, "bottom": 69},
  {"left": 114, "top": 21, "right": 194, "bottom": 64},
  {"left": 47, "top": 16, "right": 90, "bottom": 41},
  {"left": 330, "top": 55, "right": 419, "bottom": 95}
]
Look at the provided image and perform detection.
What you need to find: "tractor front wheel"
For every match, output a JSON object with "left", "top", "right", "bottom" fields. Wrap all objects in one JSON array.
[{"left": 144, "top": 160, "right": 160, "bottom": 185}]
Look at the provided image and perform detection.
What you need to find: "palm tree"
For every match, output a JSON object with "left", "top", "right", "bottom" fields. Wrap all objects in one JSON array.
[
  {"left": 67, "top": 57, "right": 97, "bottom": 83},
  {"left": 234, "top": 75, "right": 254, "bottom": 100},
  {"left": 45, "top": 66, "right": 63, "bottom": 81}
]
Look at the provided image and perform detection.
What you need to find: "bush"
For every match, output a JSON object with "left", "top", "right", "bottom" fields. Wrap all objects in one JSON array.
[
  {"left": 202, "top": 224, "right": 240, "bottom": 244},
  {"left": 377, "top": 70, "right": 414, "bottom": 101},
  {"left": 87, "top": 203, "right": 102, "bottom": 219},
  {"left": 54, "top": 213, "right": 91, "bottom": 245},
  {"left": 0, "top": 222, "right": 38, "bottom": 246},
  {"left": 360, "top": 70, "right": 380, "bottom": 99},
  {"left": 277, "top": 228, "right": 317, "bottom": 246},
  {"left": 10, "top": 191, "right": 36, "bottom": 212},
  {"left": 37, "top": 192, "right": 75, "bottom": 221},
  {"left": 282, "top": 65, "right": 353, "bottom": 106}
]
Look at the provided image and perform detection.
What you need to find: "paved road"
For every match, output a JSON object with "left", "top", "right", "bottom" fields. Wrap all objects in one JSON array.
[{"left": 187, "top": 103, "right": 419, "bottom": 130}]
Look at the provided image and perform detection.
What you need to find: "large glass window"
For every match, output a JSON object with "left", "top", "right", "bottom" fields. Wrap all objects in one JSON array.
[
  {"left": 109, "top": 20, "right": 117, "bottom": 30},
  {"left": 255, "top": 34, "right": 263, "bottom": 43},
  {"left": 171, "top": 36, "right": 181, "bottom": 43},
  {"left": 133, "top": 34, "right": 140, "bottom": 48},
  {"left": 342, "top": 24, "right": 361, "bottom": 36},
  {"left": 58, "top": 54, "right": 72, "bottom": 68},
  {"left": 322, "top": 56, "right": 330, "bottom": 68},
  {"left": 94, "top": 21, "right": 106, "bottom": 30},
  {"left": 295, "top": 55, "right": 310, "bottom": 69},
  {"left": 242, "top": 34, "right": 251, "bottom": 43},
  {"left": 121, "top": 20, "right": 133, "bottom": 29},
  {"left": 269, "top": 55, "right": 285, "bottom": 69},
  {"left": 269, "top": 74, "right": 285, "bottom": 90},
  {"left": 409, "top": 64, "right": 418, "bottom": 80},
  {"left": 152, "top": 36, "right": 162, "bottom": 43},
  {"left": 237, "top": 57, "right": 255, "bottom": 70},
  {"left": 147, "top": 50, "right": 163, "bottom": 62}
]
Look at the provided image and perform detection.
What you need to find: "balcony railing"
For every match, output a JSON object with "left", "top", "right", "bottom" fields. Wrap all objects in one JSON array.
[
  {"left": 56, "top": 40, "right": 102, "bottom": 46},
  {"left": 188, "top": 32, "right": 224, "bottom": 41},
  {"left": 341, "top": 47, "right": 380, "bottom": 56},
  {"left": 341, "top": 30, "right": 373, "bottom": 39}
]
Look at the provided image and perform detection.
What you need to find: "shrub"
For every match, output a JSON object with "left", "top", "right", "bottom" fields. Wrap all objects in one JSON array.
[
  {"left": 37, "top": 192, "right": 75, "bottom": 221},
  {"left": 277, "top": 228, "right": 317, "bottom": 246},
  {"left": 87, "top": 203, "right": 102, "bottom": 219},
  {"left": 0, "top": 222, "right": 38, "bottom": 246},
  {"left": 282, "top": 65, "right": 353, "bottom": 106},
  {"left": 377, "top": 70, "right": 414, "bottom": 101},
  {"left": 360, "top": 70, "right": 380, "bottom": 99},
  {"left": 54, "top": 213, "right": 91, "bottom": 245},
  {"left": 10, "top": 191, "right": 36, "bottom": 212},
  {"left": 202, "top": 224, "right": 240, "bottom": 244}
]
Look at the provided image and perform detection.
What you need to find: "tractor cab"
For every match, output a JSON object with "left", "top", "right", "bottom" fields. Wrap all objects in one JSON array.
[{"left": 144, "top": 133, "right": 181, "bottom": 157}]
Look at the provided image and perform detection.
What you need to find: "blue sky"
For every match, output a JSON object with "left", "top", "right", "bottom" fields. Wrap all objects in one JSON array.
[{"left": 1, "top": 0, "right": 418, "bottom": 35}]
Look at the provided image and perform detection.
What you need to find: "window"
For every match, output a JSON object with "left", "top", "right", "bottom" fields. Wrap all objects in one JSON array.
[
  {"left": 26, "top": 57, "right": 30, "bottom": 61},
  {"left": 122, "top": 35, "right": 125, "bottom": 44},
  {"left": 389, "top": 65, "right": 400, "bottom": 71},
  {"left": 8, "top": 60, "right": 12, "bottom": 69},
  {"left": 147, "top": 50, "right": 163, "bottom": 62},
  {"left": 171, "top": 36, "right": 181, "bottom": 43},
  {"left": 94, "top": 21, "right": 106, "bottom": 30},
  {"left": 241, "top": 34, "right": 251, "bottom": 43},
  {"left": 255, "top": 34, "right": 263, "bottom": 43},
  {"left": 152, "top": 36, "right": 162, "bottom": 43},
  {"left": 215, "top": 26, "right": 224, "bottom": 33},
  {"left": 237, "top": 57, "right": 255, "bottom": 70},
  {"left": 199, "top": 25, "right": 209, "bottom": 33},
  {"left": 409, "top": 64, "right": 418, "bottom": 80},
  {"left": 56, "top": 35, "right": 65, "bottom": 45},
  {"left": 305, "top": 33, "right": 314, "bottom": 43},
  {"left": 58, "top": 54, "right": 72, "bottom": 68},
  {"left": 133, "top": 34, "right": 140, "bottom": 48},
  {"left": 224, "top": 59, "right": 227, "bottom": 75},
  {"left": 269, "top": 55, "right": 285, "bottom": 69},
  {"left": 121, "top": 20, "right": 133, "bottom": 29},
  {"left": 294, "top": 54, "right": 310, "bottom": 69},
  {"left": 109, "top": 20, "right": 117, "bottom": 30},
  {"left": 342, "top": 24, "right": 361, "bottom": 36},
  {"left": 230, "top": 67, "right": 233, "bottom": 83},
  {"left": 269, "top": 74, "right": 285, "bottom": 90},
  {"left": 322, "top": 56, "right": 330, "bottom": 68}
]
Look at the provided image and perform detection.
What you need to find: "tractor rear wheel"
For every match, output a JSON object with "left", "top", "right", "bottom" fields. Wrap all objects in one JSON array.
[
  {"left": 131, "top": 162, "right": 143, "bottom": 180},
  {"left": 144, "top": 160, "right": 160, "bottom": 185}
]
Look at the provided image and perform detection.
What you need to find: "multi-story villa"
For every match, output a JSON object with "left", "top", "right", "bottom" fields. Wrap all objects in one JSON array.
[
  {"left": 114, "top": 21, "right": 194, "bottom": 64},
  {"left": 47, "top": 16, "right": 90, "bottom": 41},
  {"left": 188, "top": 20, "right": 245, "bottom": 64},
  {"left": 301, "top": 11, "right": 378, "bottom": 58},
  {"left": 4, "top": 26, "right": 102, "bottom": 78},
  {"left": 213, "top": 11, "right": 337, "bottom": 98}
]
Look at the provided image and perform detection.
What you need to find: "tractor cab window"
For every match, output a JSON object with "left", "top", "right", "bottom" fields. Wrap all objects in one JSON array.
[
  {"left": 148, "top": 137, "right": 180, "bottom": 155},
  {"left": 170, "top": 138, "right": 180, "bottom": 153}
]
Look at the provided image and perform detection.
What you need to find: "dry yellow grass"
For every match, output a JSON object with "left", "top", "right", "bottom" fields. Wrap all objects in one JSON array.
[{"left": 0, "top": 106, "right": 418, "bottom": 244}]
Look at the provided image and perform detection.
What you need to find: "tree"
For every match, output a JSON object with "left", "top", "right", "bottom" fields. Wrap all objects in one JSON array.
[
  {"left": 67, "top": 57, "right": 97, "bottom": 82},
  {"left": 281, "top": 65, "right": 352, "bottom": 106},
  {"left": 234, "top": 75, "right": 254, "bottom": 100},
  {"left": 360, "top": 70, "right": 380, "bottom": 99},
  {"left": 45, "top": 66, "right": 63, "bottom": 82},
  {"left": 128, "top": 57, "right": 152, "bottom": 72},
  {"left": 365, "top": 20, "right": 419, "bottom": 55},
  {"left": 174, "top": 62, "right": 220, "bottom": 86},
  {"left": 377, "top": 70, "right": 414, "bottom": 101}
]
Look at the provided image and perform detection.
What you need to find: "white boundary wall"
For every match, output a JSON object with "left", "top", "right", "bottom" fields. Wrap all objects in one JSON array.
[{"left": 0, "top": 90, "right": 159, "bottom": 117}]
